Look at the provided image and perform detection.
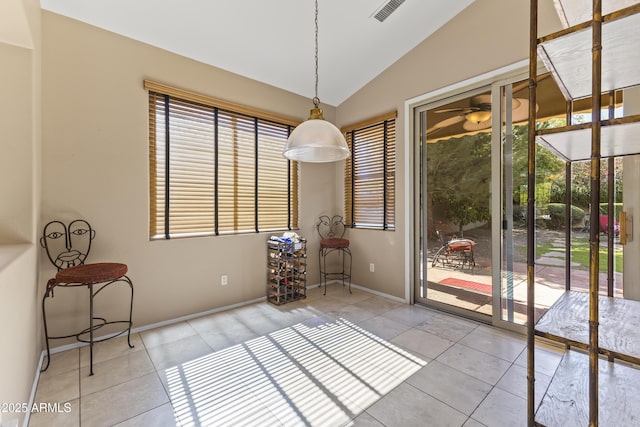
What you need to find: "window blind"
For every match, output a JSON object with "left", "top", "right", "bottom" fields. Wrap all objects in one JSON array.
[
  {"left": 344, "top": 111, "right": 396, "bottom": 230},
  {"left": 147, "top": 82, "right": 298, "bottom": 239}
]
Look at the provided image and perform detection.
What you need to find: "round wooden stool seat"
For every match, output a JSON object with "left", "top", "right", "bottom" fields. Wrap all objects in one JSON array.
[
  {"left": 320, "top": 238, "right": 350, "bottom": 249},
  {"left": 446, "top": 240, "right": 475, "bottom": 253},
  {"left": 55, "top": 262, "right": 128, "bottom": 284}
]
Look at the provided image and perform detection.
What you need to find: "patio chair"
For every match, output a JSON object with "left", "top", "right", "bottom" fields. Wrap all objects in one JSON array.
[{"left": 431, "top": 230, "right": 476, "bottom": 269}]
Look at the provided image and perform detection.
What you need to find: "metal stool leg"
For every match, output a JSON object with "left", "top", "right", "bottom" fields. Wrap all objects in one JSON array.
[
  {"left": 41, "top": 292, "right": 52, "bottom": 372},
  {"left": 89, "top": 283, "right": 94, "bottom": 376},
  {"left": 87, "top": 276, "right": 135, "bottom": 375},
  {"left": 341, "top": 248, "right": 346, "bottom": 288},
  {"left": 319, "top": 246, "right": 351, "bottom": 295},
  {"left": 321, "top": 247, "right": 328, "bottom": 295},
  {"left": 344, "top": 247, "right": 352, "bottom": 294},
  {"left": 318, "top": 247, "right": 322, "bottom": 295},
  {"left": 125, "top": 275, "right": 135, "bottom": 349}
]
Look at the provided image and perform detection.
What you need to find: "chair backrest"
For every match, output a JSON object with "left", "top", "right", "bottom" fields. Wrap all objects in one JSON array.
[
  {"left": 40, "top": 219, "right": 95, "bottom": 270},
  {"left": 436, "top": 230, "right": 448, "bottom": 246},
  {"left": 317, "top": 215, "right": 346, "bottom": 240}
]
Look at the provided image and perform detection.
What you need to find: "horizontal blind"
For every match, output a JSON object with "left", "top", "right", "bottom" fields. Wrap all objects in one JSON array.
[
  {"left": 144, "top": 80, "right": 299, "bottom": 127},
  {"left": 354, "top": 125, "right": 385, "bottom": 228},
  {"left": 168, "top": 98, "right": 216, "bottom": 236},
  {"left": 290, "top": 159, "right": 299, "bottom": 229},
  {"left": 149, "top": 93, "right": 166, "bottom": 239},
  {"left": 217, "top": 110, "right": 255, "bottom": 234},
  {"left": 345, "top": 131, "right": 354, "bottom": 227},
  {"left": 257, "top": 120, "right": 293, "bottom": 231},
  {"left": 343, "top": 112, "right": 396, "bottom": 230},
  {"left": 147, "top": 84, "right": 298, "bottom": 239},
  {"left": 385, "top": 120, "right": 396, "bottom": 229}
]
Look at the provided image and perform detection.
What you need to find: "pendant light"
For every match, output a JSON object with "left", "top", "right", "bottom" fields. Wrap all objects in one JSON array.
[{"left": 283, "top": 0, "right": 350, "bottom": 163}]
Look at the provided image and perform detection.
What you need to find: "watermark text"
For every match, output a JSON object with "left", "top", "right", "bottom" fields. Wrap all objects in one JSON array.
[{"left": 1, "top": 402, "right": 72, "bottom": 413}]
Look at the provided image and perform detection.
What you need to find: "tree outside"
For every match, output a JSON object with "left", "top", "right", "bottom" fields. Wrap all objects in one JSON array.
[
  {"left": 426, "top": 132, "right": 491, "bottom": 236},
  {"left": 427, "top": 119, "right": 623, "bottom": 236}
]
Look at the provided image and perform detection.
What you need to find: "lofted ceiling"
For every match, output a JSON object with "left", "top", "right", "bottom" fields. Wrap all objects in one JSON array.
[{"left": 41, "top": 0, "right": 475, "bottom": 106}]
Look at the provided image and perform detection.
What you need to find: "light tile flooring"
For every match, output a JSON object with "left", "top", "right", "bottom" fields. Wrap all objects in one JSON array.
[{"left": 29, "top": 284, "right": 563, "bottom": 427}]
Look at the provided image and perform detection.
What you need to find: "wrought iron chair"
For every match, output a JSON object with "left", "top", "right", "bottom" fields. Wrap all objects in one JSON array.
[
  {"left": 317, "top": 215, "right": 352, "bottom": 295},
  {"left": 431, "top": 230, "right": 476, "bottom": 269},
  {"left": 40, "top": 219, "right": 134, "bottom": 375}
]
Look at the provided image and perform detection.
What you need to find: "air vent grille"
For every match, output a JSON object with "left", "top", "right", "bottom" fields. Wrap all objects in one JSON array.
[{"left": 372, "top": 0, "right": 406, "bottom": 22}]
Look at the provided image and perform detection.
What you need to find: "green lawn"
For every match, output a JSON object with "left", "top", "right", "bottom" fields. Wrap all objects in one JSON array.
[{"left": 536, "top": 234, "right": 623, "bottom": 273}]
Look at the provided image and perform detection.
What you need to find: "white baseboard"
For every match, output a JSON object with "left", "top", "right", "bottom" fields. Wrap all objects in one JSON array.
[
  {"left": 310, "top": 279, "right": 407, "bottom": 304},
  {"left": 22, "top": 352, "right": 44, "bottom": 427},
  {"left": 28, "top": 295, "right": 266, "bottom": 427},
  {"left": 129, "top": 296, "right": 267, "bottom": 335},
  {"left": 28, "top": 282, "right": 407, "bottom": 423},
  {"left": 39, "top": 282, "right": 405, "bottom": 357},
  {"left": 42, "top": 296, "right": 266, "bottom": 356},
  {"left": 350, "top": 282, "right": 407, "bottom": 303}
]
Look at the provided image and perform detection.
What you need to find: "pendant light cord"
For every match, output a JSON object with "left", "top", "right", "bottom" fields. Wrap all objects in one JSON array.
[{"left": 313, "top": 0, "right": 320, "bottom": 108}]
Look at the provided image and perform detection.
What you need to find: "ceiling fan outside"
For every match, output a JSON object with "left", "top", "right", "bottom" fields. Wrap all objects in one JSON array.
[{"left": 429, "top": 93, "right": 530, "bottom": 136}]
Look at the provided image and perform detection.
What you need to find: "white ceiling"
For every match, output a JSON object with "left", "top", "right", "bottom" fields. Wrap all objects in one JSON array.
[{"left": 41, "top": 0, "right": 475, "bottom": 106}]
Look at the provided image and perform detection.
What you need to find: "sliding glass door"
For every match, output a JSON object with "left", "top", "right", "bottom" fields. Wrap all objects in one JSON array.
[
  {"left": 414, "top": 76, "right": 532, "bottom": 327},
  {"left": 415, "top": 86, "right": 494, "bottom": 321},
  {"left": 498, "top": 81, "right": 530, "bottom": 326},
  {"left": 414, "top": 71, "right": 629, "bottom": 329}
]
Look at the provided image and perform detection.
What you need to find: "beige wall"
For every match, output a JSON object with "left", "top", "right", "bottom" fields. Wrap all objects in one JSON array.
[
  {"left": 336, "top": 0, "right": 562, "bottom": 299},
  {"left": 40, "top": 12, "right": 340, "bottom": 335},
  {"left": 0, "top": 38, "right": 33, "bottom": 244},
  {"left": 40, "top": 1, "right": 564, "bottom": 332},
  {"left": 0, "top": 247, "right": 38, "bottom": 424},
  {"left": 1, "top": 3, "right": 567, "bottom": 414},
  {"left": 0, "top": 0, "right": 41, "bottom": 423}
]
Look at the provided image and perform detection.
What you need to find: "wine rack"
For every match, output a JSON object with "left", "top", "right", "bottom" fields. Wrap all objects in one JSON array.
[{"left": 267, "top": 237, "right": 307, "bottom": 305}]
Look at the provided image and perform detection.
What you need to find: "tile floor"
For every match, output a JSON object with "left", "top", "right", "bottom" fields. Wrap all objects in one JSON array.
[{"left": 28, "top": 284, "right": 563, "bottom": 427}]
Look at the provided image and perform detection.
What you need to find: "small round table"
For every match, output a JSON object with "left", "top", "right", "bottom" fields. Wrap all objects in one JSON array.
[{"left": 42, "top": 262, "right": 134, "bottom": 375}]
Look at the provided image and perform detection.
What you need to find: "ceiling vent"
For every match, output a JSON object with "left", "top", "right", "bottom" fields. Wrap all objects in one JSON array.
[{"left": 372, "top": 0, "right": 406, "bottom": 23}]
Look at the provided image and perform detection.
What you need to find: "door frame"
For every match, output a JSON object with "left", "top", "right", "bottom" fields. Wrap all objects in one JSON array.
[{"left": 405, "top": 60, "right": 529, "bottom": 332}]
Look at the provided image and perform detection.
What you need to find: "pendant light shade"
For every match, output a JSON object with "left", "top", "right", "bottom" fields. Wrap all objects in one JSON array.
[
  {"left": 284, "top": 106, "right": 350, "bottom": 162},
  {"left": 283, "top": 0, "right": 350, "bottom": 163}
]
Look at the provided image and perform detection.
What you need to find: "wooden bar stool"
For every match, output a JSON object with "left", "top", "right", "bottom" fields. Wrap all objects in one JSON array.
[{"left": 317, "top": 215, "right": 352, "bottom": 295}]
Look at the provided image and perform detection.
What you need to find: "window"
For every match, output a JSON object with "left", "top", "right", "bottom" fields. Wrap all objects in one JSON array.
[
  {"left": 145, "top": 81, "right": 298, "bottom": 239},
  {"left": 344, "top": 112, "right": 396, "bottom": 230}
]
